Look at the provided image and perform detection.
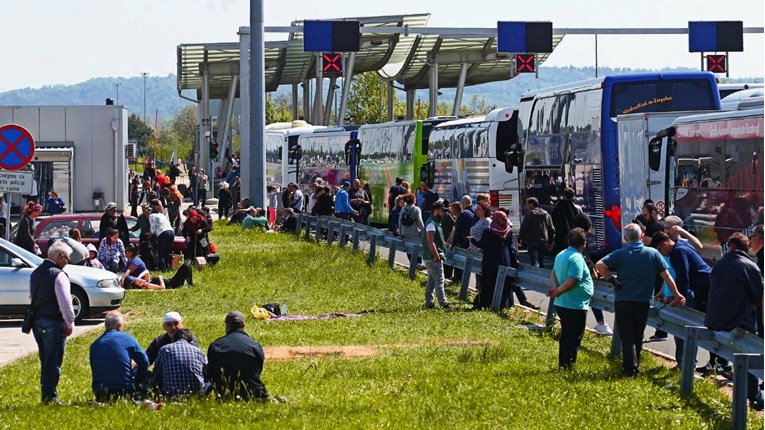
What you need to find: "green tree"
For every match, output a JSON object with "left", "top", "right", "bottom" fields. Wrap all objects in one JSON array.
[
  {"left": 266, "top": 95, "right": 293, "bottom": 124},
  {"left": 347, "top": 72, "right": 406, "bottom": 124},
  {"left": 171, "top": 105, "right": 197, "bottom": 145},
  {"left": 128, "top": 113, "right": 154, "bottom": 156}
]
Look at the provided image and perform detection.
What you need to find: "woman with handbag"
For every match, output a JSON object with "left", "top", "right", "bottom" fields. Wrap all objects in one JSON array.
[{"left": 182, "top": 207, "right": 212, "bottom": 260}]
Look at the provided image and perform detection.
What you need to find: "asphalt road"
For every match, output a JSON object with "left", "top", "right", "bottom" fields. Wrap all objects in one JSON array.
[{"left": 0, "top": 319, "right": 102, "bottom": 367}]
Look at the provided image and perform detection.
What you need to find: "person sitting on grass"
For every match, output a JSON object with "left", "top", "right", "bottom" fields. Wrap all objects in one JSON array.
[
  {"left": 207, "top": 311, "right": 269, "bottom": 401},
  {"left": 279, "top": 208, "right": 298, "bottom": 234},
  {"left": 228, "top": 198, "right": 252, "bottom": 225},
  {"left": 145, "top": 312, "right": 200, "bottom": 366},
  {"left": 97, "top": 228, "right": 127, "bottom": 273},
  {"left": 120, "top": 244, "right": 165, "bottom": 290},
  {"left": 151, "top": 328, "right": 207, "bottom": 398},
  {"left": 242, "top": 207, "right": 270, "bottom": 230},
  {"left": 89, "top": 310, "right": 149, "bottom": 402},
  {"left": 84, "top": 244, "right": 105, "bottom": 270}
]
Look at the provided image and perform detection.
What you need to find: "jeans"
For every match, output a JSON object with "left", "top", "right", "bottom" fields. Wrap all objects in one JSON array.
[
  {"left": 614, "top": 301, "right": 650, "bottom": 376},
  {"left": 33, "top": 318, "right": 67, "bottom": 403},
  {"left": 424, "top": 259, "right": 448, "bottom": 307},
  {"left": 556, "top": 306, "right": 588, "bottom": 368},
  {"left": 156, "top": 230, "right": 174, "bottom": 271},
  {"left": 528, "top": 244, "right": 548, "bottom": 268},
  {"left": 591, "top": 307, "right": 605, "bottom": 324}
]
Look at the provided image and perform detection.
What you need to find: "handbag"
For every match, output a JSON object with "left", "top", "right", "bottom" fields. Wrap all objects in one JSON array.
[
  {"left": 199, "top": 237, "right": 209, "bottom": 248},
  {"left": 21, "top": 307, "right": 35, "bottom": 334}
]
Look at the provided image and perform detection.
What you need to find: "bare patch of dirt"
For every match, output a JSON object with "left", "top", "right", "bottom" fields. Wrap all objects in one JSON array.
[{"left": 265, "top": 345, "right": 379, "bottom": 361}]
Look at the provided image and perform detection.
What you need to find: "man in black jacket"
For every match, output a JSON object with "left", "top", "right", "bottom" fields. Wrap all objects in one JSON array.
[
  {"left": 551, "top": 188, "right": 581, "bottom": 254},
  {"left": 705, "top": 233, "right": 763, "bottom": 411},
  {"left": 207, "top": 311, "right": 269, "bottom": 401},
  {"left": 519, "top": 197, "right": 555, "bottom": 268},
  {"left": 145, "top": 311, "right": 200, "bottom": 366}
]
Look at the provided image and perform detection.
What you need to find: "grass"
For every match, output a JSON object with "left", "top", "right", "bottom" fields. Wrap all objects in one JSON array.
[{"left": 0, "top": 222, "right": 760, "bottom": 429}]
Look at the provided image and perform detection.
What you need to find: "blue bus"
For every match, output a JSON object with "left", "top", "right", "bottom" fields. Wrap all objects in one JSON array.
[{"left": 506, "top": 73, "right": 721, "bottom": 253}]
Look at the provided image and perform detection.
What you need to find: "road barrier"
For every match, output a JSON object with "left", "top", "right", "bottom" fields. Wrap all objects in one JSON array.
[{"left": 296, "top": 214, "right": 763, "bottom": 427}]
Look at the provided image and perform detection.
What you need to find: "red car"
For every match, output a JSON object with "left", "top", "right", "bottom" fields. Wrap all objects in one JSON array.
[{"left": 11, "top": 213, "right": 186, "bottom": 255}]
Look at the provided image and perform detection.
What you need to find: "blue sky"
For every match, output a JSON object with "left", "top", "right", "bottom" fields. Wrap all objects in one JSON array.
[{"left": 0, "top": 0, "right": 762, "bottom": 91}]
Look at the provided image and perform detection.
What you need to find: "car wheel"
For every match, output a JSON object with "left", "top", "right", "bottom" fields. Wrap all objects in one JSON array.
[{"left": 71, "top": 287, "right": 90, "bottom": 324}]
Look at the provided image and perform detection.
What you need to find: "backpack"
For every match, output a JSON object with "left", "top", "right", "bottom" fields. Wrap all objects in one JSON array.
[{"left": 401, "top": 208, "right": 415, "bottom": 226}]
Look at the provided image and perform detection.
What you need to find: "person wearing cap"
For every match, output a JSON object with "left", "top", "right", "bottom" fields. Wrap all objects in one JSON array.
[
  {"left": 89, "top": 311, "right": 149, "bottom": 402},
  {"left": 334, "top": 181, "right": 357, "bottom": 220},
  {"left": 145, "top": 311, "right": 200, "bottom": 366},
  {"left": 422, "top": 201, "right": 450, "bottom": 309},
  {"left": 30, "top": 240, "right": 76, "bottom": 404},
  {"left": 207, "top": 311, "right": 269, "bottom": 401},
  {"left": 84, "top": 243, "right": 105, "bottom": 270},
  {"left": 99, "top": 202, "right": 130, "bottom": 248}
]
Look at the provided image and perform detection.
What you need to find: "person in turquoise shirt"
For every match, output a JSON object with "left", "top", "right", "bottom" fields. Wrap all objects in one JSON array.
[
  {"left": 547, "top": 228, "right": 593, "bottom": 369},
  {"left": 242, "top": 207, "right": 270, "bottom": 230}
]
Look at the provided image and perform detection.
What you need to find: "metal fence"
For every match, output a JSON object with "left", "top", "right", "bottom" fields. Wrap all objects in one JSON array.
[{"left": 296, "top": 214, "right": 763, "bottom": 428}]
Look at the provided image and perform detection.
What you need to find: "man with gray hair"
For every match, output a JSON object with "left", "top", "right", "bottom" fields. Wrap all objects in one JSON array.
[
  {"left": 29, "top": 240, "right": 76, "bottom": 404},
  {"left": 596, "top": 223, "right": 686, "bottom": 377},
  {"left": 664, "top": 215, "right": 702, "bottom": 251},
  {"left": 89, "top": 311, "right": 149, "bottom": 401}
]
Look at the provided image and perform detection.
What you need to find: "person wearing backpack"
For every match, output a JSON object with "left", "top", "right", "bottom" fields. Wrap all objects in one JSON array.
[{"left": 399, "top": 193, "right": 424, "bottom": 263}]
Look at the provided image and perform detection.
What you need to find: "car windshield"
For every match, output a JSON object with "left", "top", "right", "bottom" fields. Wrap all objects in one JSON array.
[{"left": 0, "top": 238, "right": 44, "bottom": 266}]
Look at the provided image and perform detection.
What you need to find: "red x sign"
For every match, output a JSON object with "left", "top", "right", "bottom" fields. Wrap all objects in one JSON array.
[
  {"left": 322, "top": 53, "right": 342, "bottom": 76},
  {"left": 516, "top": 54, "right": 536, "bottom": 73},
  {"left": 706, "top": 54, "right": 727, "bottom": 73}
]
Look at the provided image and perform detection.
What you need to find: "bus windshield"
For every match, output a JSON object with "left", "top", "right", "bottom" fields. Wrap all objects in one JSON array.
[{"left": 610, "top": 79, "right": 716, "bottom": 117}]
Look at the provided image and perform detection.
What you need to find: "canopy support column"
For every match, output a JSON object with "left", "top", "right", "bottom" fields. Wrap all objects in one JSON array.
[
  {"left": 453, "top": 63, "right": 468, "bottom": 116},
  {"left": 337, "top": 52, "right": 356, "bottom": 125}
]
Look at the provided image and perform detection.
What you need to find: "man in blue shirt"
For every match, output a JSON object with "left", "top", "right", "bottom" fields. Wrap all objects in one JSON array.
[
  {"left": 89, "top": 311, "right": 149, "bottom": 401},
  {"left": 334, "top": 182, "right": 357, "bottom": 221},
  {"left": 419, "top": 181, "right": 439, "bottom": 221},
  {"left": 596, "top": 223, "right": 686, "bottom": 377},
  {"left": 547, "top": 228, "right": 593, "bottom": 369}
]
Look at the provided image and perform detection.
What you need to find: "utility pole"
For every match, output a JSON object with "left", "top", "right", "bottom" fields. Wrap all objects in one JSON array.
[{"left": 141, "top": 72, "right": 149, "bottom": 124}]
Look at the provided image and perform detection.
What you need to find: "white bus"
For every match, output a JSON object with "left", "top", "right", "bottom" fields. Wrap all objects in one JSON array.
[
  {"left": 296, "top": 128, "right": 358, "bottom": 189},
  {"left": 427, "top": 108, "right": 522, "bottom": 225},
  {"left": 265, "top": 124, "right": 326, "bottom": 187}
]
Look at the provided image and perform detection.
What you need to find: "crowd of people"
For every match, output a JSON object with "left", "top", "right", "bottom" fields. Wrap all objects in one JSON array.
[{"left": 28, "top": 240, "right": 270, "bottom": 404}]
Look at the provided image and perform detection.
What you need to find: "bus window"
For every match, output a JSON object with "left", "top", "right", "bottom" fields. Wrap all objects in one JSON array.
[{"left": 610, "top": 80, "right": 716, "bottom": 117}]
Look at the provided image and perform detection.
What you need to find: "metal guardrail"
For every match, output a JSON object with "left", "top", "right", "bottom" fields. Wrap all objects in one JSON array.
[{"left": 296, "top": 214, "right": 762, "bottom": 427}]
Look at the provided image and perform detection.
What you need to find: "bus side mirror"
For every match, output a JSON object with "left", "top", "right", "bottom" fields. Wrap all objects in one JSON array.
[
  {"left": 648, "top": 138, "right": 662, "bottom": 171},
  {"left": 504, "top": 144, "right": 524, "bottom": 174}
]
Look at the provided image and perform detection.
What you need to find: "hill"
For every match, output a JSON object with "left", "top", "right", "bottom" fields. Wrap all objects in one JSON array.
[{"left": 0, "top": 67, "right": 760, "bottom": 120}]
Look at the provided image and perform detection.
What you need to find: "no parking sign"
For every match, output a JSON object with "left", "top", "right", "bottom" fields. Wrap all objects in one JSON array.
[{"left": 0, "top": 124, "right": 35, "bottom": 171}]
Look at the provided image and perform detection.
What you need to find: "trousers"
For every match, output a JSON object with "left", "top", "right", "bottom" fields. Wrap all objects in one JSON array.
[
  {"left": 614, "top": 301, "right": 650, "bottom": 376},
  {"left": 556, "top": 306, "right": 588, "bottom": 368},
  {"left": 33, "top": 318, "right": 67, "bottom": 402},
  {"left": 424, "top": 259, "right": 448, "bottom": 307}
]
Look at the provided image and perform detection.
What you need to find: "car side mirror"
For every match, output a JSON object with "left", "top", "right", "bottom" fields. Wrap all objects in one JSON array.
[{"left": 11, "top": 258, "right": 25, "bottom": 268}]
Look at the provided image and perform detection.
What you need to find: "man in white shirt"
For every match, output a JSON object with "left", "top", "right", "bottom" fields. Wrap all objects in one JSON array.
[
  {"left": 30, "top": 240, "right": 76, "bottom": 404},
  {"left": 289, "top": 183, "right": 304, "bottom": 212}
]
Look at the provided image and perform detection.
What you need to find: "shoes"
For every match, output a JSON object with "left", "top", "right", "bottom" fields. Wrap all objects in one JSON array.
[
  {"left": 594, "top": 322, "right": 614, "bottom": 336},
  {"left": 647, "top": 334, "right": 668, "bottom": 342},
  {"left": 519, "top": 300, "right": 540, "bottom": 310},
  {"left": 416, "top": 264, "right": 427, "bottom": 271},
  {"left": 441, "top": 303, "right": 452, "bottom": 310},
  {"left": 422, "top": 303, "right": 435, "bottom": 310},
  {"left": 42, "top": 398, "right": 64, "bottom": 406}
]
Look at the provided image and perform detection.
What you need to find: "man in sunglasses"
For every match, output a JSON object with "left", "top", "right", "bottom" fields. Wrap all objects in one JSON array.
[
  {"left": 29, "top": 240, "right": 76, "bottom": 405},
  {"left": 145, "top": 311, "right": 199, "bottom": 366}
]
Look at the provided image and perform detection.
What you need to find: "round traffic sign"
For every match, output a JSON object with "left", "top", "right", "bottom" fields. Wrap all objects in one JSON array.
[{"left": 0, "top": 124, "right": 35, "bottom": 171}]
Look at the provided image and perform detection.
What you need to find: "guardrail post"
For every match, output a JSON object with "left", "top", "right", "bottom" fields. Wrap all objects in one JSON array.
[
  {"left": 352, "top": 228, "right": 362, "bottom": 250},
  {"left": 315, "top": 218, "right": 323, "bottom": 244},
  {"left": 459, "top": 257, "right": 473, "bottom": 301},
  {"left": 326, "top": 221, "right": 336, "bottom": 245},
  {"left": 680, "top": 326, "right": 715, "bottom": 397},
  {"left": 732, "top": 353, "right": 763, "bottom": 430},
  {"left": 368, "top": 233, "right": 378, "bottom": 263},
  {"left": 545, "top": 297, "right": 557, "bottom": 330},
  {"left": 303, "top": 217, "right": 312, "bottom": 241},
  {"left": 296, "top": 214, "right": 304, "bottom": 236},
  {"left": 491, "top": 266, "right": 510, "bottom": 311},
  {"left": 388, "top": 239, "right": 399, "bottom": 269},
  {"left": 609, "top": 323, "right": 621, "bottom": 358},
  {"left": 338, "top": 224, "right": 348, "bottom": 247},
  {"left": 408, "top": 244, "right": 422, "bottom": 280}
]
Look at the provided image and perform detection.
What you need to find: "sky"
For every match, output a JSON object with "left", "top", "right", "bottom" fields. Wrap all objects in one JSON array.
[{"left": 0, "top": 0, "right": 762, "bottom": 92}]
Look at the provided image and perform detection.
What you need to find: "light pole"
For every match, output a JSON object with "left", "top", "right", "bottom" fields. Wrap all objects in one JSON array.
[{"left": 141, "top": 72, "right": 149, "bottom": 124}]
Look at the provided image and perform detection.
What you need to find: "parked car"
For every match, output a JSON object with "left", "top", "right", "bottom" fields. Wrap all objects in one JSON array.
[
  {"left": 10, "top": 213, "right": 186, "bottom": 255},
  {"left": 0, "top": 239, "right": 125, "bottom": 322}
]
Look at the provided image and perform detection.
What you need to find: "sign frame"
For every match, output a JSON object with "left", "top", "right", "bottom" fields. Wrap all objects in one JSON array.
[{"left": 0, "top": 124, "right": 36, "bottom": 171}]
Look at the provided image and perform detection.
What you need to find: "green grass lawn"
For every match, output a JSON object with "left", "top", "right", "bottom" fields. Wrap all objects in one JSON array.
[{"left": 0, "top": 223, "right": 759, "bottom": 429}]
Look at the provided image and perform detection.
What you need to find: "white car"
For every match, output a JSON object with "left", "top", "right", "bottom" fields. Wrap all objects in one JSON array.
[{"left": 0, "top": 239, "right": 125, "bottom": 322}]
